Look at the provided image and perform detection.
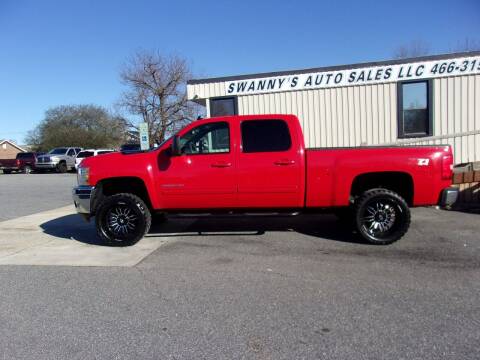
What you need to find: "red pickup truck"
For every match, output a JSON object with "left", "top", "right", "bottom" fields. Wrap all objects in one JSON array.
[
  {"left": 73, "top": 114, "right": 457, "bottom": 246},
  {"left": 0, "top": 152, "right": 40, "bottom": 174}
]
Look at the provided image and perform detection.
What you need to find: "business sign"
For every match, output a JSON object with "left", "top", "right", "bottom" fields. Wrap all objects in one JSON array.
[
  {"left": 226, "top": 56, "right": 480, "bottom": 95},
  {"left": 139, "top": 122, "right": 149, "bottom": 150}
]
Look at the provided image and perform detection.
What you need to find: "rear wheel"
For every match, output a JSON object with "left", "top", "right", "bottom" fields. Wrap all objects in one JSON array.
[
  {"left": 354, "top": 188, "right": 410, "bottom": 245},
  {"left": 3, "top": 170, "right": 11, "bottom": 174},
  {"left": 95, "top": 193, "right": 151, "bottom": 246}
]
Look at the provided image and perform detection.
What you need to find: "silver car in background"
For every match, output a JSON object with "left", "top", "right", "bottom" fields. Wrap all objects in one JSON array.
[{"left": 36, "top": 147, "right": 82, "bottom": 173}]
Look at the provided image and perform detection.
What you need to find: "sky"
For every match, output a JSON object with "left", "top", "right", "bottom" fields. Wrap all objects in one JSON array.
[{"left": 1, "top": 0, "right": 479, "bottom": 144}]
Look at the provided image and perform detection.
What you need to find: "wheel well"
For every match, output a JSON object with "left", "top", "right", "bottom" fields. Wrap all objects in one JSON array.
[
  {"left": 96, "top": 177, "right": 152, "bottom": 210},
  {"left": 350, "top": 172, "right": 414, "bottom": 206}
]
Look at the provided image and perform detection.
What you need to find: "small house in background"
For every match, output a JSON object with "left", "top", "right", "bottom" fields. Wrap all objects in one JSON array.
[
  {"left": 187, "top": 51, "right": 480, "bottom": 166},
  {"left": 0, "top": 140, "right": 26, "bottom": 159}
]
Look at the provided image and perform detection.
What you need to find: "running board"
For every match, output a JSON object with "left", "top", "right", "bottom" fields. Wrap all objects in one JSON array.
[{"left": 168, "top": 211, "right": 301, "bottom": 218}]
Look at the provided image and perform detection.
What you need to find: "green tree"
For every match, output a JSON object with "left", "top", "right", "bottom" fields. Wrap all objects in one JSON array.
[{"left": 27, "top": 105, "right": 128, "bottom": 151}]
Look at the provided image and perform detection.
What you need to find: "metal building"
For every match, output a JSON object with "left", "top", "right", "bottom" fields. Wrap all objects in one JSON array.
[{"left": 187, "top": 51, "right": 480, "bottom": 165}]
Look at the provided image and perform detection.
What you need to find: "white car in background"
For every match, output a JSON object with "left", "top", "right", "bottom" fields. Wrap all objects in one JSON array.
[{"left": 75, "top": 149, "right": 115, "bottom": 170}]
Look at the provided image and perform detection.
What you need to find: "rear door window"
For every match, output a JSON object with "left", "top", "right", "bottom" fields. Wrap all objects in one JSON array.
[{"left": 241, "top": 120, "right": 291, "bottom": 153}]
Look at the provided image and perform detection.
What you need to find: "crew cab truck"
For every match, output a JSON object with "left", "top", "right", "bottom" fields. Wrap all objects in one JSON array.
[
  {"left": 73, "top": 114, "right": 457, "bottom": 246},
  {"left": 0, "top": 152, "right": 40, "bottom": 174}
]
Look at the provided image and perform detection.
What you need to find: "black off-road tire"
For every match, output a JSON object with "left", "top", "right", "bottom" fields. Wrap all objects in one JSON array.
[
  {"left": 57, "top": 162, "right": 67, "bottom": 173},
  {"left": 2, "top": 170, "right": 11, "bottom": 174},
  {"left": 95, "top": 193, "right": 151, "bottom": 247},
  {"left": 354, "top": 188, "right": 410, "bottom": 245}
]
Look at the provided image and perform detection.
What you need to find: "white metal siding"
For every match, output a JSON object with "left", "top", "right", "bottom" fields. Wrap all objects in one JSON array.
[
  {"left": 188, "top": 73, "right": 480, "bottom": 164},
  {"left": 236, "top": 82, "right": 399, "bottom": 148},
  {"left": 396, "top": 74, "right": 480, "bottom": 164}
]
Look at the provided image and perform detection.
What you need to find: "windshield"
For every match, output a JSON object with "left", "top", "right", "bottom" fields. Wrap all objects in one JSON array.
[
  {"left": 155, "top": 136, "right": 172, "bottom": 150},
  {"left": 48, "top": 148, "right": 68, "bottom": 155},
  {"left": 16, "top": 153, "right": 33, "bottom": 159},
  {"left": 77, "top": 151, "right": 94, "bottom": 158}
]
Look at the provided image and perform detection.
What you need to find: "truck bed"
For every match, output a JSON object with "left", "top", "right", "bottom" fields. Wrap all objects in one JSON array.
[{"left": 305, "top": 145, "right": 452, "bottom": 207}]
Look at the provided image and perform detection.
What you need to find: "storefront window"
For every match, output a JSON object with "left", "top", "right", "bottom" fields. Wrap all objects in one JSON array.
[
  {"left": 210, "top": 97, "right": 237, "bottom": 117},
  {"left": 398, "top": 81, "right": 432, "bottom": 138}
]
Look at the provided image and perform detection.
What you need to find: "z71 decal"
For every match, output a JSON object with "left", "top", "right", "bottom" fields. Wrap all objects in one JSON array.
[{"left": 417, "top": 159, "right": 430, "bottom": 166}]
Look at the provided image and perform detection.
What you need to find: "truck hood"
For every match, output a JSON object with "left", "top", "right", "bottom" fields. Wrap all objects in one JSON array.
[{"left": 80, "top": 152, "right": 156, "bottom": 185}]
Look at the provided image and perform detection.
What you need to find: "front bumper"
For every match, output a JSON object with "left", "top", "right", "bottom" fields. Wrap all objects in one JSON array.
[
  {"left": 439, "top": 187, "right": 459, "bottom": 207},
  {"left": 36, "top": 162, "right": 58, "bottom": 169},
  {"left": 73, "top": 185, "right": 94, "bottom": 215}
]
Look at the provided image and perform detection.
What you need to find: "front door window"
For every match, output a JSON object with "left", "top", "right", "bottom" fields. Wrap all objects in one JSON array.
[{"left": 179, "top": 122, "right": 230, "bottom": 154}]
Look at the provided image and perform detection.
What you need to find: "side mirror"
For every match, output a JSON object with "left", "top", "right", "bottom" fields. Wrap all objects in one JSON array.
[{"left": 171, "top": 135, "right": 182, "bottom": 156}]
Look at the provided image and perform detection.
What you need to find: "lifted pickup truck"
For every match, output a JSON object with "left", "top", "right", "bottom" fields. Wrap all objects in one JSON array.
[
  {"left": 73, "top": 114, "right": 457, "bottom": 246},
  {"left": 0, "top": 152, "right": 41, "bottom": 174}
]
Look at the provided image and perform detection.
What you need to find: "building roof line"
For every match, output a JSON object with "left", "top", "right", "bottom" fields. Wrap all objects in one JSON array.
[
  {"left": 187, "top": 51, "right": 480, "bottom": 85},
  {"left": 0, "top": 139, "right": 27, "bottom": 152}
]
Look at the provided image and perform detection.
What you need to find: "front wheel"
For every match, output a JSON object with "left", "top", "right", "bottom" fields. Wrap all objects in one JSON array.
[
  {"left": 95, "top": 193, "right": 151, "bottom": 246},
  {"left": 354, "top": 188, "right": 410, "bottom": 245},
  {"left": 57, "top": 162, "right": 67, "bottom": 173}
]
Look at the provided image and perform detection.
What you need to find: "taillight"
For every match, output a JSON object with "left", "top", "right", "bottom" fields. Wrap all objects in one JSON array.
[
  {"left": 16, "top": 159, "right": 20, "bottom": 166},
  {"left": 441, "top": 153, "right": 453, "bottom": 180}
]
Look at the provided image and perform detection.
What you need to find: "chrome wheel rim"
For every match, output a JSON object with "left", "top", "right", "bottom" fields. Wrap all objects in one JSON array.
[
  {"left": 106, "top": 205, "right": 138, "bottom": 237},
  {"left": 361, "top": 200, "right": 398, "bottom": 237}
]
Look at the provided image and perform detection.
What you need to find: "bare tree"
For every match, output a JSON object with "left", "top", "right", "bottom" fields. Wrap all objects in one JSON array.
[
  {"left": 393, "top": 40, "right": 431, "bottom": 59},
  {"left": 452, "top": 37, "right": 480, "bottom": 52},
  {"left": 119, "top": 51, "right": 198, "bottom": 145}
]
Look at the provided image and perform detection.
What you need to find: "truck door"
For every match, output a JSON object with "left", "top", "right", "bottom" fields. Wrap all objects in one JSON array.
[
  {"left": 66, "top": 148, "right": 76, "bottom": 168},
  {"left": 237, "top": 119, "right": 303, "bottom": 208},
  {"left": 157, "top": 121, "right": 237, "bottom": 209}
]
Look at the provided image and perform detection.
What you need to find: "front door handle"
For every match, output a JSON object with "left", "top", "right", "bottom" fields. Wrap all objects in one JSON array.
[
  {"left": 211, "top": 161, "right": 232, "bottom": 168},
  {"left": 274, "top": 159, "right": 295, "bottom": 166}
]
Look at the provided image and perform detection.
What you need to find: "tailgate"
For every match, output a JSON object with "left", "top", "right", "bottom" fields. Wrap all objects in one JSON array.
[{"left": 0, "top": 159, "right": 17, "bottom": 167}]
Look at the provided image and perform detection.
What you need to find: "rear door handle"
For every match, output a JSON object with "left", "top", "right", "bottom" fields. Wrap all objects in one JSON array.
[
  {"left": 211, "top": 161, "right": 232, "bottom": 168},
  {"left": 274, "top": 159, "right": 295, "bottom": 166}
]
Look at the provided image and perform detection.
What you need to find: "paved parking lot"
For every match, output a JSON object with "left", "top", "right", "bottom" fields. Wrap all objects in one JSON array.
[
  {"left": 0, "top": 173, "right": 77, "bottom": 221},
  {"left": 0, "top": 174, "right": 479, "bottom": 359}
]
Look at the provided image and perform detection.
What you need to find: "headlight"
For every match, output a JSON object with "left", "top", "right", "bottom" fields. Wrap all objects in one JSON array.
[
  {"left": 77, "top": 166, "right": 90, "bottom": 186},
  {"left": 50, "top": 156, "right": 59, "bottom": 161}
]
